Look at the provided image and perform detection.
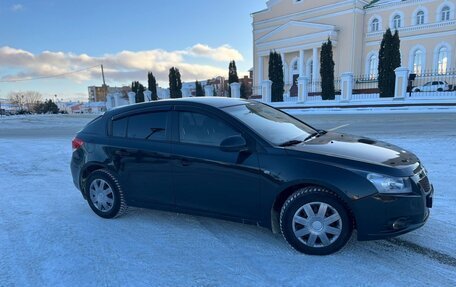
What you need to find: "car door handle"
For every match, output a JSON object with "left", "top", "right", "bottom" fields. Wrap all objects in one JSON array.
[{"left": 180, "top": 159, "right": 191, "bottom": 167}]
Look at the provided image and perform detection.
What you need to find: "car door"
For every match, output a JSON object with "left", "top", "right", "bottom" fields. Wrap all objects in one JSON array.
[
  {"left": 171, "top": 106, "right": 261, "bottom": 221},
  {"left": 109, "top": 107, "right": 174, "bottom": 208}
]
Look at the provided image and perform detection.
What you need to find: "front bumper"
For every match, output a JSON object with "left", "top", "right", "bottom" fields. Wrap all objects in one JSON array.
[{"left": 354, "top": 183, "right": 433, "bottom": 241}]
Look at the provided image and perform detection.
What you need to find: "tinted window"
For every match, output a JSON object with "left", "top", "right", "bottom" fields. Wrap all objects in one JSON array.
[
  {"left": 179, "top": 112, "right": 239, "bottom": 146},
  {"left": 224, "top": 102, "right": 315, "bottom": 146},
  {"left": 112, "top": 117, "right": 128, "bottom": 137},
  {"left": 127, "top": 112, "right": 168, "bottom": 141}
]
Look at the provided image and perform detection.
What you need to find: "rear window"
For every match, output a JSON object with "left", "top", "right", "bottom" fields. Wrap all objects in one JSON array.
[
  {"left": 111, "top": 111, "right": 168, "bottom": 141},
  {"left": 112, "top": 117, "right": 128, "bottom": 137},
  {"left": 127, "top": 112, "right": 168, "bottom": 141},
  {"left": 83, "top": 115, "right": 105, "bottom": 135}
]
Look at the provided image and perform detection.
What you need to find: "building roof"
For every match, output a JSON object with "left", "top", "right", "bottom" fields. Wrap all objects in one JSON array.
[{"left": 365, "top": 0, "right": 405, "bottom": 8}]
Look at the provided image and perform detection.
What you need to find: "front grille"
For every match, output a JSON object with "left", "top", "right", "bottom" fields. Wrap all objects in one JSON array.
[{"left": 418, "top": 176, "right": 431, "bottom": 193}]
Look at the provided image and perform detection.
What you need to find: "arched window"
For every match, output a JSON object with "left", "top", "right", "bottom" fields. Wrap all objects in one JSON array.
[
  {"left": 368, "top": 54, "right": 378, "bottom": 79},
  {"left": 413, "top": 50, "right": 423, "bottom": 75},
  {"left": 393, "top": 15, "right": 402, "bottom": 29},
  {"left": 292, "top": 60, "right": 298, "bottom": 71},
  {"left": 441, "top": 6, "right": 450, "bottom": 21},
  {"left": 371, "top": 18, "right": 379, "bottom": 32},
  {"left": 306, "top": 60, "right": 313, "bottom": 80},
  {"left": 438, "top": 47, "right": 448, "bottom": 74},
  {"left": 416, "top": 10, "right": 425, "bottom": 25}
]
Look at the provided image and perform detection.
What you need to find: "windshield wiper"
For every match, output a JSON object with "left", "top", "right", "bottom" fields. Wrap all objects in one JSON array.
[
  {"left": 279, "top": 139, "right": 303, "bottom": 147},
  {"left": 303, "top": 130, "right": 326, "bottom": 142}
]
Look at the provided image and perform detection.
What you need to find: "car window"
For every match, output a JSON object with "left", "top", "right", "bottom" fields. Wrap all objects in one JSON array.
[
  {"left": 432, "top": 81, "right": 439, "bottom": 85},
  {"left": 223, "top": 102, "right": 315, "bottom": 146},
  {"left": 127, "top": 112, "right": 168, "bottom": 141},
  {"left": 179, "top": 111, "right": 239, "bottom": 146},
  {"left": 112, "top": 117, "right": 128, "bottom": 137},
  {"left": 424, "top": 82, "right": 431, "bottom": 86}
]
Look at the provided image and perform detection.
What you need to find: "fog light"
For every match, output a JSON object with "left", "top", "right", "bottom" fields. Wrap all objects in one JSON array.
[{"left": 392, "top": 218, "right": 408, "bottom": 230}]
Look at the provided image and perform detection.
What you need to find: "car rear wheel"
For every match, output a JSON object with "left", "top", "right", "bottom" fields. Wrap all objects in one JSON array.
[
  {"left": 437, "top": 88, "right": 443, "bottom": 92},
  {"left": 86, "top": 169, "right": 128, "bottom": 218},
  {"left": 280, "top": 186, "right": 352, "bottom": 255}
]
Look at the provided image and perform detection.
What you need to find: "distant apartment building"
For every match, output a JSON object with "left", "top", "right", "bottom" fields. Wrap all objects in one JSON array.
[{"left": 88, "top": 85, "right": 131, "bottom": 102}]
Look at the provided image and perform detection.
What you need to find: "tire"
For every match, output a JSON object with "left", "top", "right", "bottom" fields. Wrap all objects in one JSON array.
[
  {"left": 85, "top": 169, "right": 128, "bottom": 219},
  {"left": 280, "top": 186, "right": 352, "bottom": 255},
  {"left": 437, "top": 88, "right": 443, "bottom": 92},
  {"left": 414, "top": 89, "right": 420, "bottom": 92}
]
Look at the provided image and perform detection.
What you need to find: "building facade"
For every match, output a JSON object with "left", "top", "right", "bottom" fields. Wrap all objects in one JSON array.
[{"left": 252, "top": 0, "right": 455, "bottom": 97}]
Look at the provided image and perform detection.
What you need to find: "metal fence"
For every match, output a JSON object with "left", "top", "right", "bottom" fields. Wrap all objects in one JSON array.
[
  {"left": 251, "top": 69, "right": 456, "bottom": 104},
  {"left": 409, "top": 69, "right": 456, "bottom": 98}
]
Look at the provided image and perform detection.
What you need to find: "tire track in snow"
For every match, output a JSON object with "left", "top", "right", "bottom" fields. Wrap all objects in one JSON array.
[{"left": 386, "top": 238, "right": 456, "bottom": 268}]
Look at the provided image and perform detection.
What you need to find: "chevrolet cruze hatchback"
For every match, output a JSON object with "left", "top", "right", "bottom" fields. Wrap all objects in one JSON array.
[{"left": 71, "top": 98, "right": 433, "bottom": 255}]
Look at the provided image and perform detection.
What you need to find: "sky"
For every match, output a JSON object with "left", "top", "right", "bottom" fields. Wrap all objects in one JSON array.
[{"left": 0, "top": 0, "right": 266, "bottom": 101}]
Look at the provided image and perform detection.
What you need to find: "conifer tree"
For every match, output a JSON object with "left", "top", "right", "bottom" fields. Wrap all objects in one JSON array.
[
  {"left": 195, "top": 81, "right": 204, "bottom": 97},
  {"left": 268, "top": 51, "right": 284, "bottom": 102},
  {"left": 240, "top": 82, "right": 247, "bottom": 99},
  {"left": 320, "top": 38, "right": 335, "bottom": 100},
  {"left": 147, "top": 72, "right": 158, "bottom": 101},
  {"left": 169, "top": 67, "right": 183, "bottom": 98},
  {"left": 378, "top": 28, "right": 401, "bottom": 98},
  {"left": 131, "top": 81, "right": 145, "bottom": 102}
]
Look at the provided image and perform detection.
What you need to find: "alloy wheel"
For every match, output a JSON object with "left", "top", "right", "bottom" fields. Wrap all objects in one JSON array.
[{"left": 292, "top": 202, "right": 342, "bottom": 248}]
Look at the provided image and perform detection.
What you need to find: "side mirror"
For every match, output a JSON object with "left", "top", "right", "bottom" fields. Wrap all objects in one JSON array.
[{"left": 220, "top": 135, "right": 248, "bottom": 152}]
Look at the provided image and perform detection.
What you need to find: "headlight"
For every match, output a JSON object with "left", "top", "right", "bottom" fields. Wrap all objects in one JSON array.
[{"left": 367, "top": 173, "right": 412, "bottom": 194}]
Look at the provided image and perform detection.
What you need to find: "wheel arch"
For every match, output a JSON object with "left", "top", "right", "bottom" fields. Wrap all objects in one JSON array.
[
  {"left": 79, "top": 162, "right": 116, "bottom": 198},
  {"left": 270, "top": 181, "right": 356, "bottom": 234}
]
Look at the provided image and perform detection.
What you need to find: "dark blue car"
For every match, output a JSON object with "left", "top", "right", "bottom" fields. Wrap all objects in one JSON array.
[{"left": 71, "top": 98, "right": 433, "bottom": 255}]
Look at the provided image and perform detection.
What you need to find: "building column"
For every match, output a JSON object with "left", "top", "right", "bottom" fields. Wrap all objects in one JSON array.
[
  {"left": 394, "top": 67, "right": 409, "bottom": 100},
  {"left": 299, "top": 50, "right": 305, "bottom": 77},
  {"left": 297, "top": 50, "right": 307, "bottom": 102},
  {"left": 312, "top": 47, "right": 319, "bottom": 92},
  {"left": 281, "top": 52, "right": 288, "bottom": 84},
  {"left": 258, "top": 56, "right": 264, "bottom": 86}
]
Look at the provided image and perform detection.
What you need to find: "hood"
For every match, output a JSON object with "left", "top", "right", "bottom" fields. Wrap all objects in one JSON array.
[{"left": 285, "top": 132, "right": 419, "bottom": 168}]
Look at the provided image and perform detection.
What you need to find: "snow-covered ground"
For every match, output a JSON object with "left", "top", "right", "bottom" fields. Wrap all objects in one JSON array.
[{"left": 0, "top": 114, "right": 455, "bottom": 286}]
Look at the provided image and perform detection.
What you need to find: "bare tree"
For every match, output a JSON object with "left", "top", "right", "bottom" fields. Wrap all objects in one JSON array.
[
  {"left": 8, "top": 93, "right": 25, "bottom": 110},
  {"left": 23, "top": 91, "right": 42, "bottom": 110},
  {"left": 8, "top": 91, "right": 42, "bottom": 111}
]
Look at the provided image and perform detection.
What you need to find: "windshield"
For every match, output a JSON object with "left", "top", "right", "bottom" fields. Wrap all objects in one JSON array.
[{"left": 223, "top": 102, "right": 316, "bottom": 146}]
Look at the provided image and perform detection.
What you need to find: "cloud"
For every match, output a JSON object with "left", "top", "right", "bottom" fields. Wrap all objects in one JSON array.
[
  {"left": 0, "top": 45, "right": 242, "bottom": 85},
  {"left": 11, "top": 4, "right": 23, "bottom": 12},
  {"left": 187, "top": 44, "right": 244, "bottom": 62}
]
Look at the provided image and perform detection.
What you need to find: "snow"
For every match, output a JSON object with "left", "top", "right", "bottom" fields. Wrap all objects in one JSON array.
[
  {"left": 0, "top": 114, "right": 455, "bottom": 286},
  {"left": 283, "top": 106, "right": 456, "bottom": 115}
]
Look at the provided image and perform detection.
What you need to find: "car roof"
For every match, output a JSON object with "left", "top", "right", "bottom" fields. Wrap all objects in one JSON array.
[{"left": 105, "top": 97, "right": 251, "bottom": 117}]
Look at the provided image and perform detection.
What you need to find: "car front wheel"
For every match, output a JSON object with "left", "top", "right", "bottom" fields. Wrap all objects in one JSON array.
[
  {"left": 280, "top": 186, "right": 352, "bottom": 255},
  {"left": 85, "top": 169, "right": 128, "bottom": 218}
]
